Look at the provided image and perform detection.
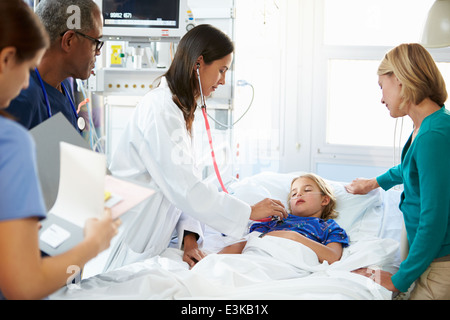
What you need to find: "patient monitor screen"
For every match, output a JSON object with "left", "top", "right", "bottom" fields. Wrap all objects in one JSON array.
[{"left": 102, "top": 0, "right": 180, "bottom": 29}]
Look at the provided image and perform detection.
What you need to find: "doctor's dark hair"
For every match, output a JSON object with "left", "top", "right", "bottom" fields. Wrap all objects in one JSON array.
[
  {"left": 35, "top": 0, "right": 100, "bottom": 44},
  {"left": 165, "top": 24, "right": 234, "bottom": 132}
]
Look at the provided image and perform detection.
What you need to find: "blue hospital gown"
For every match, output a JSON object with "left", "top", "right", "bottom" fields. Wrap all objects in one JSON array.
[{"left": 250, "top": 214, "right": 349, "bottom": 247}]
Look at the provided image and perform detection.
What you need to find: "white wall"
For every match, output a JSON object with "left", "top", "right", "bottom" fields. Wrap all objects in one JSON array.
[{"left": 278, "top": 0, "right": 315, "bottom": 174}]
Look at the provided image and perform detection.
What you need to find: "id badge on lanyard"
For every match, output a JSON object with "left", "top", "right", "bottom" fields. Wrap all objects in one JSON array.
[{"left": 35, "top": 68, "right": 86, "bottom": 131}]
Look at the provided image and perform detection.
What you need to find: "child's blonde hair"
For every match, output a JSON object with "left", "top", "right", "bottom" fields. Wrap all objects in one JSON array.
[{"left": 288, "top": 173, "right": 338, "bottom": 220}]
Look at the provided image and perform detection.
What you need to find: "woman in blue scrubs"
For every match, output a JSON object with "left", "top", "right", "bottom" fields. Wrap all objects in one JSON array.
[{"left": 0, "top": 1, "right": 120, "bottom": 300}]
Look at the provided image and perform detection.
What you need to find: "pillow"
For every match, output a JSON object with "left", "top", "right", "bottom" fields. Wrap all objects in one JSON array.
[
  {"left": 331, "top": 183, "right": 383, "bottom": 240},
  {"left": 229, "top": 178, "right": 271, "bottom": 206},
  {"left": 230, "top": 171, "right": 299, "bottom": 209},
  {"left": 229, "top": 171, "right": 383, "bottom": 240}
]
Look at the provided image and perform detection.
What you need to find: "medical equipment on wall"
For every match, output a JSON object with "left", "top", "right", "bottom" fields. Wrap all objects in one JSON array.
[
  {"left": 91, "top": 0, "right": 195, "bottom": 92},
  {"left": 90, "top": 0, "right": 195, "bottom": 94},
  {"left": 94, "top": 0, "right": 194, "bottom": 42},
  {"left": 35, "top": 68, "right": 86, "bottom": 132},
  {"left": 89, "top": 0, "right": 244, "bottom": 182},
  {"left": 84, "top": 0, "right": 196, "bottom": 161}
]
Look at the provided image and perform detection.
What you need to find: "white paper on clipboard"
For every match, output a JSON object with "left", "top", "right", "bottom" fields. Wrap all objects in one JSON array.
[
  {"left": 44, "top": 141, "right": 153, "bottom": 244},
  {"left": 49, "top": 142, "right": 105, "bottom": 228}
]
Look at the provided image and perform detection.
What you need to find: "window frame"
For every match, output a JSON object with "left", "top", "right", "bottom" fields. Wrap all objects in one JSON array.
[{"left": 311, "top": 0, "right": 450, "bottom": 170}]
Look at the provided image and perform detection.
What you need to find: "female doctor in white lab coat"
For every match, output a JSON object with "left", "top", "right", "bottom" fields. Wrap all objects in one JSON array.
[{"left": 107, "top": 24, "right": 287, "bottom": 269}]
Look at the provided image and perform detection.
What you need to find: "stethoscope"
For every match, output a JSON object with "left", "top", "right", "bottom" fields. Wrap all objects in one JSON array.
[
  {"left": 197, "top": 64, "right": 275, "bottom": 223},
  {"left": 196, "top": 63, "right": 229, "bottom": 194},
  {"left": 35, "top": 68, "right": 86, "bottom": 131}
]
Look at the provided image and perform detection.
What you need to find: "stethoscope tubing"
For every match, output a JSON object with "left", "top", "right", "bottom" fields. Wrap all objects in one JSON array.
[{"left": 197, "top": 65, "right": 229, "bottom": 194}]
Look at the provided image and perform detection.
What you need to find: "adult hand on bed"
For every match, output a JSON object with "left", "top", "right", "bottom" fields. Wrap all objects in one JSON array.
[
  {"left": 345, "top": 178, "right": 379, "bottom": 195},
  {"left": 352, "top": 268, "right": 399, "bottom": 292},
  {"left": 183, "top": 233, "right": 207, "bottom": 268},
  {"left": 250, "top": 198, "right": 288, "bottom": 221},
  {"left": 183, "top": 248, "right": 207, "bottom": 268}
]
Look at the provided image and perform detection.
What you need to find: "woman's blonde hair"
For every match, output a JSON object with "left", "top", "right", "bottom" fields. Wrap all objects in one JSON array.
[
  {"left": 288, "top": 173, "right": 338, "bottom": 220},
  {"left": 377, "top": 43, "right": 448, "bottom": 110}
]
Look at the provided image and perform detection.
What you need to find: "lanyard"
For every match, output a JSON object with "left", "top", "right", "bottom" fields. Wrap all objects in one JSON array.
[{"left": 34, "top": 68, "right": 85, "bottom": 131}]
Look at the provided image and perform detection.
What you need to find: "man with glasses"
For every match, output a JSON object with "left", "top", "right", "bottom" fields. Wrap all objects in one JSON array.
[{"left": 7, "top": 0, "right": 103, "bottom": 131}]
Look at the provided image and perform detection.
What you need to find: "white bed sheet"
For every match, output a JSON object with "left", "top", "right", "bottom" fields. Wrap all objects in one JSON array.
[
  {"left": 52, "top": 234, "right": 398, "bottom": 300},
  {"left": 51, "top": 172, "right": 404, "bottom": 300}
]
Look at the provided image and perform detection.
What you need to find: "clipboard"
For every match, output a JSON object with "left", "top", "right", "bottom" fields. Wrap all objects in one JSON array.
[{"left": 31, "top": 114, "right": 154, "bottom": 255}]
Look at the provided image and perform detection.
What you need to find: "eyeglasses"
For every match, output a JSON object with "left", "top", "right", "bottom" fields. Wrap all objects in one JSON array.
[{"left": 60, "top": 30, "right": 104, "bottom": 52}]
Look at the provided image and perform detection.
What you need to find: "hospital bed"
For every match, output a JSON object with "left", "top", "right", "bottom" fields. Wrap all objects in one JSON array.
[{"left": 51, "top": 171, "right": 404, "bottom": 300}]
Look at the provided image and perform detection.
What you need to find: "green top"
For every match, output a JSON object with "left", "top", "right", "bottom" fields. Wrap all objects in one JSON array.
[{"left": 377, "top": 107, "right": 450, "bottom": 293}]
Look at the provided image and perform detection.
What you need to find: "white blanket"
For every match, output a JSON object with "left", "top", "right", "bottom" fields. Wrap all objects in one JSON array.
[
  {"left": 52, "top": 234, "right": 398, "bottom": 300},
  {"left": 51, "top": 172, "right": 404, "bottom": 300}
]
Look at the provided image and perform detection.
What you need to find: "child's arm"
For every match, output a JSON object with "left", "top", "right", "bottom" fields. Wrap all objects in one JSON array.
[
  {"left": 219, "top": 221, "right": 272, "bottom": 255},
  {"left": 265, "top": 230, "right": 343, "bottom": 264},
  {"left": 218, "top": 241, "right": 247, "bottom": 254}
]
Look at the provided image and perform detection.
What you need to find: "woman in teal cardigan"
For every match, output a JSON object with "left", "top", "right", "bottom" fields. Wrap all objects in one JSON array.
[{"left": 346, "top": 43, "right": 450, "bottom": 300}]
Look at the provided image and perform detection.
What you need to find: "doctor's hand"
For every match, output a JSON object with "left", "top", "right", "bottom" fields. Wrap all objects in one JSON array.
[
  {"left": 182, "top": 233, "right": 206, "bottom": 268},
  {"left": 250, "top": 198, "right": 287, "bottom": 221},
  {"left": 345, "top": 178, "right": 379, "bottom": 195},
  {"left": 84, "top": 208, "right": 122, "bottom": 254}
]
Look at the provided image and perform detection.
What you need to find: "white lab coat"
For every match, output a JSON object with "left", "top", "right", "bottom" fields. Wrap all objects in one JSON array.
[{"left": 105, "top": 77, "right": 251, "bottom": 270}]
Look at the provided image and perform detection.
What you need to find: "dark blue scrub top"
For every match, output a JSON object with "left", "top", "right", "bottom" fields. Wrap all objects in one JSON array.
[{"left": 6, "top": 70, "right": 78, "bottom": 131}]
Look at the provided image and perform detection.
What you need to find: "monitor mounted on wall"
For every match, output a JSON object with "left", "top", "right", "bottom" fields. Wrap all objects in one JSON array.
[{"left": 94, "top": 0, "right": 192, "bottom": 41}]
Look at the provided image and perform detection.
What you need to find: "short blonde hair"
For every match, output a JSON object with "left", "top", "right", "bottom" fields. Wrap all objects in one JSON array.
[
  {"left": 377, "top": 43, "right": 448, "bottom": 110},
  {"left": 288, "top": 173, "right": 338, "bottom": 220}
]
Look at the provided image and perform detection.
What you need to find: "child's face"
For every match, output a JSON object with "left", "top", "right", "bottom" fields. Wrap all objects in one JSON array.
[{"left": 289, "top": 177, "right": 330, "bottom": 219}]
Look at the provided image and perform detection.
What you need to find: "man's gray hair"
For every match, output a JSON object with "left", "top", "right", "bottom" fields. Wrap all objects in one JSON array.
[{"left": 35, "top": 0, "right": 100, "bottom": 44}]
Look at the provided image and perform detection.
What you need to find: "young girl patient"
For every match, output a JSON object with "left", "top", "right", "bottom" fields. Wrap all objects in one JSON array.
[{"left": 220, "top": 173, "right": 349, "bottom": 264}]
